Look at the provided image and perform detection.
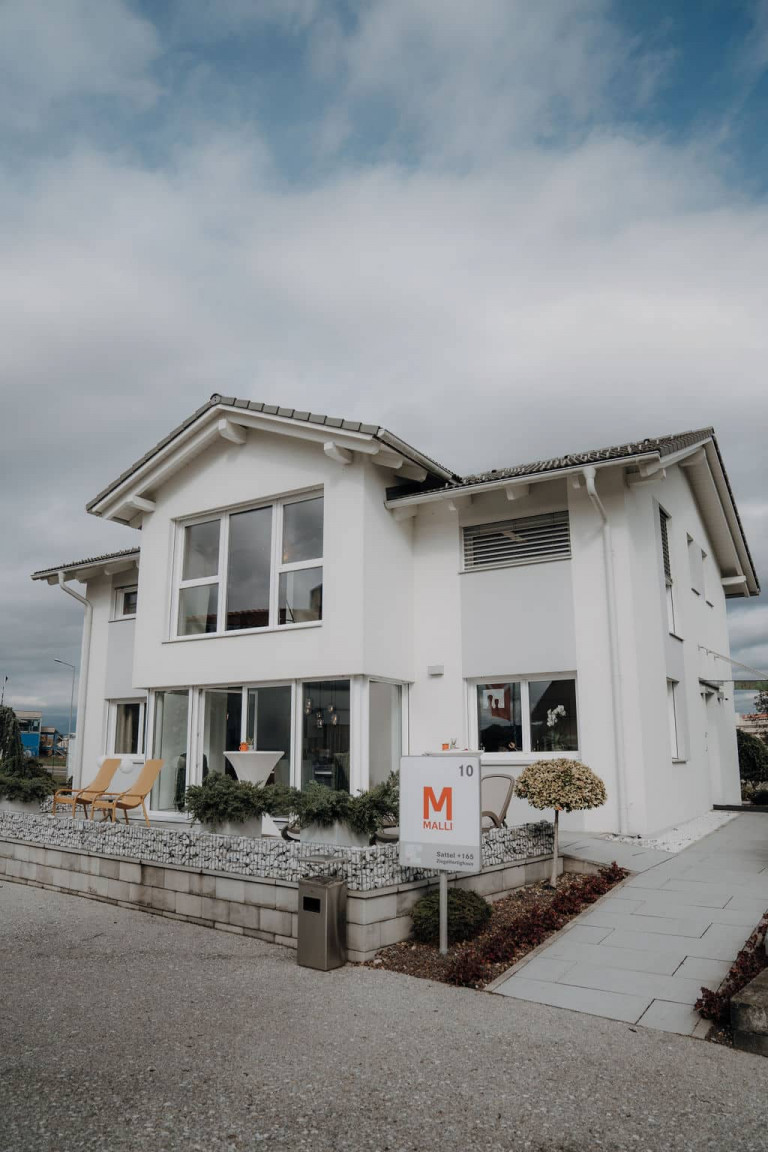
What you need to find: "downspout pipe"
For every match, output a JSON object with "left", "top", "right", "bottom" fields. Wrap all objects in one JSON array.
[
  {"left": 57, "top": 573, "right": 92, "bottom": 789},
  {"left": 582, "top": 467, "right": 629, "bottom": 835}
]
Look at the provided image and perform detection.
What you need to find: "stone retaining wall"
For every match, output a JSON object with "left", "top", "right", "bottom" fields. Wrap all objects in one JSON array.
[
  {"left": 0, "top": 811, "right": 553, "bottom": 891},
  {"left": 0, "top": 812, "right": 557, "bottom": 961}
]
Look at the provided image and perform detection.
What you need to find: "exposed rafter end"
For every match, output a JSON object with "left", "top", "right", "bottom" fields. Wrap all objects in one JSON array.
[
  {"left": 722, "top": 575, "right": 747, "bottom": 587},
  {"left": 505, "top": 483, "right": 529, "bottom": 502},
  {"left": 103, "top": 560, "right": 138, "bottom": 576},
  {"left": 371, "top": 448, "right": 404, "bottom": 470},
  {"left": 323, "top": 441, "right": 353, "bottom": 466},
  {"left": 128, "top": 495, "right": 156, "bottom": 513},
  {"left": 400, "top": 464, "right": 427, "bottom": 482},
  {"left": 217, "top": 418, "right": 247, "bottom": 446},
  {"left": 626, "top": 467, "right": 666, "bottom": 488},
  {"left": 447, "top": 494, "right": 473, "bottom": 512},
  {"left": 392, "top": 505, "right": 418, "bottom": 522}
]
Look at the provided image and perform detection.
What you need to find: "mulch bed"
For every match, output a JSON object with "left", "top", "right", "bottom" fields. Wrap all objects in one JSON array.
[{"left": 364, "top": 863, "right": 627, "bottom": 989}]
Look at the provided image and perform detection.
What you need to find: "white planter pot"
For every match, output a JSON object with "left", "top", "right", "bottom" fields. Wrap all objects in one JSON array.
[
  {"left": 0, "top": 798, "right": 43, "bottom": 815},
  {"left": 302, "top": 821, "right": 370, "bottom": 848},
  {"left": 207, "top": 815, "right": 264, "bottom": 839}
]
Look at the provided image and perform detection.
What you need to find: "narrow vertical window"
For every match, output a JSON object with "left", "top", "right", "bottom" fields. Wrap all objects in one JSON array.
[
  {"left": 279, "top": 496, "right": 324, "bottom": 625},
  {"left": 226, "top": 506, "right": 272, "bottom": 630},
  {"left": 178, "top": 519, "right": 220, "bottom": 635},
  {"left": 667, "top": 680, "right": 679, "bottom": 759},
  {"left": 659, "top": 508, "right": 676, "bottom": 634}
]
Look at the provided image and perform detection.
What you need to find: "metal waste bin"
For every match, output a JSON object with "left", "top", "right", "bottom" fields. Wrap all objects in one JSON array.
[{"left": 297, "top": 875, "right": 347, "bottom": 970}]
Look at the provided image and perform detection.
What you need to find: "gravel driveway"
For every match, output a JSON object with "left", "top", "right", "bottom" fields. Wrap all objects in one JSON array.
[{"left": 1, "top": 881, "right": 766, "bottom": 1152}]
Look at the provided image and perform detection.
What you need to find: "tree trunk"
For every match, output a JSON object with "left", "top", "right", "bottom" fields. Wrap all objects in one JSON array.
[{"left": 549, "top": 808, "right": 560, "bottom": 888}]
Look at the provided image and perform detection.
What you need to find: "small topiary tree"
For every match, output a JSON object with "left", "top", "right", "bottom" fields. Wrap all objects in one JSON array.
[
  {"left": 737, "top": 728, "right": 768, "bottom": 786},
  {"left": 411, "top": 887, "right": 491, "bottom": 946},
  {"left": 515, "top": 759, "right": 607, "bottom": 887}
]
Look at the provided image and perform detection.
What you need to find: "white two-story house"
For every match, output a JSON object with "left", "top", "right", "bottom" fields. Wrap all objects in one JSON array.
[{"left": 32, "top": 396, "right": 759, "bottom": 835}]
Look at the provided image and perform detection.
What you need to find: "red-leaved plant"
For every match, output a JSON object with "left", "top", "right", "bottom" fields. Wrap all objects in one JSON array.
[
  {"left": 447, "top": 862, "right": 627, "bottom": 988},
  {"left": 695, "top": 914, "right": 768, "bottom": 1026}
]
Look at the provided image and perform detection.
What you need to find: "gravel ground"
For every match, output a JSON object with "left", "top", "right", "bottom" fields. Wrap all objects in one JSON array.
[
  {"left": 603, "top": 811, "right": 739, "bottom": 853},
  {"left": 1, "top": 881, "right": 767, "bottom": 1152}
]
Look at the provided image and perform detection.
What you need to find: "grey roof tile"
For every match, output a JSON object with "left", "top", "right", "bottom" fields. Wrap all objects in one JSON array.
[
  {"left": 460, "top": 428, "right": 715, "bottom": 485},
  {"left": 31, "top": 547, "right": 140, "bottom": 580}
]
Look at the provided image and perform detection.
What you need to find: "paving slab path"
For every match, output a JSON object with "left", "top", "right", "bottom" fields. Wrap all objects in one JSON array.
[
  {"left": 494, "top": 812, "right": 768, "bottom": 1035},
  {"left": 3, "top": 879, "right": 768, "bottom": 1152}
]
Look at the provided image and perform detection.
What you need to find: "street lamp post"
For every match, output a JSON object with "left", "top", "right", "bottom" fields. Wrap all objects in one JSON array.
[{"left": 53, "top": 659, "right": 76, "bottom": 773}]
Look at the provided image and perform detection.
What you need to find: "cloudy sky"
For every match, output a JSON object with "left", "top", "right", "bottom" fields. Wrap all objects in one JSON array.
[{"left": 2, "top": 0, "right": 767, "bottom": 730}]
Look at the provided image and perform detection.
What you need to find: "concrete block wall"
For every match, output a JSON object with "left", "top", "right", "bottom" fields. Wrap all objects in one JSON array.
[{"left": 0, "top": 834, "right": 576, "bottom": 962}]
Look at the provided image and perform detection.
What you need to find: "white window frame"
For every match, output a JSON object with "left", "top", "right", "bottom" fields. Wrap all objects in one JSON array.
[
  {"left": 667, "top": 679, "right": 680, "bottom": 760},
  {"left": 468, "top": 674, "right": 580, "bottom": 763},
  {"left": 107, "top": 698, "right": 146, "bottom": 757},
  {"left": 113, "top": 584, "right": 138, "bottom": 620},
  {"left": 657, "top": 505, "right": 677, "bottom": 636},
  {"left": 172, "top": 489, "right": 323, "bottom": 640},
  {"left": 146, "top": 675, "right": 408, "bottom": 818}
]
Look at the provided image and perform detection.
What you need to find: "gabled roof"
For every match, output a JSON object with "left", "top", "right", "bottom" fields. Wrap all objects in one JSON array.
[{"left": 86, "top": 394, "right": 460, "bottom": 519}]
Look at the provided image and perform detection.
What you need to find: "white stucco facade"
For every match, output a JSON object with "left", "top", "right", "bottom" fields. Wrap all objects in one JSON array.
[{"left": 33, "top": 400, "right": 758, "bottom": 836}]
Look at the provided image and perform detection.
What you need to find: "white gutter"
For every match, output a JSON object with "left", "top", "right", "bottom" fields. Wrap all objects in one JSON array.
[
  {"left": 582, "top": 467, "right": 629, "bottom": 835},
  {"left": 57, "top": 573, "right": 92, "bottom": 789},
  {"left": 384, "top": 453, "right": 663, "bottom": 511}
]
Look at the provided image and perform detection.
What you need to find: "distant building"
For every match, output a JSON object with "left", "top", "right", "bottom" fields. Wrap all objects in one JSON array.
[
  {"left": 40, "top": 726, "right": 62, "bottom": 756},
  {"left": 737, "top": 713, "right": 768, "bottom": 739},
  {"left": 15, "top": 710, "right": 42, "bottom": 758}
]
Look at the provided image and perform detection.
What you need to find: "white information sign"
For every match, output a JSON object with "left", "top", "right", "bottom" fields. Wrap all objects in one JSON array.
[{"left": 399, "top": 754, "right": 482, "bottom": 873}]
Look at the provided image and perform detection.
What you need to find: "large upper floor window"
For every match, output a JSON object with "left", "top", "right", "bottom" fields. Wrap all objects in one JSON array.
[
  {"left": 175, "top": 493, "right": 323, "bottom": 637},
  {"left": 463, "top": 511, "right": 570, "bottom": 572}
]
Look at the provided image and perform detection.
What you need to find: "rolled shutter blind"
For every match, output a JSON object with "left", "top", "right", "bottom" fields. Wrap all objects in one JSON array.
[{"left": 463, "top": 511, "right": 570, "bottom": 571}]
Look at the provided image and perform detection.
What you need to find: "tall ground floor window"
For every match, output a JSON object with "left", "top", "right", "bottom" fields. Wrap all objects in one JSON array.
[
  {"left": 301, "top": 681, "right": 350, "bottom": 790},
  {"left": 369, "top": 681, "right": 402, "bottom": 787},
  {"left": 151, "top": 690, "right": 190, "bottom": 812},
  {"left": 146, "top": 677, "right": 406, "bottom": 813},
  {"left": 474, "top": 676, "right": 578, "bottom": 757}
]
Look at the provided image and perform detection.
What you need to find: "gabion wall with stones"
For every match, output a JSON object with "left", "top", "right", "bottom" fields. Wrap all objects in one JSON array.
[{"left": 0, "top": 810, "right": 553, "bottom": 891}]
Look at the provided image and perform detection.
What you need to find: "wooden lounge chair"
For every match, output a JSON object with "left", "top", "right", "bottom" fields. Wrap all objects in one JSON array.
[
  {"left": 89, "top": 759, "right": 164, "bottom": 826},
  {"left": 482, "top": 773, "right": 516, "bottom": 830},
  {"left": 52, "top": 758, "right": 121, "bottom": 819}
]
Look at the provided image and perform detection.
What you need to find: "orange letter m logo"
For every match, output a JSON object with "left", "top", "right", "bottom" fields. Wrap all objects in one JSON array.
[{"left": 423, "top": 786, "right": 452, "bottom": 822}]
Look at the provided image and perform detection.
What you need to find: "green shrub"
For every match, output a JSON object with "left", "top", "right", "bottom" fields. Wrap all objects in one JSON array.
[
  {"left": 737, "top": 729, "right": 768, "bottom": 785},
  {"left": 0, "top": 774, "right": 56, "bottom": 804},
  {"left": 296, "top": 773, "right": 399, "bottom": 837},
  {"left": 185, "top": 774, "right": 298, "bottom": 825},
  {"left": 411, "top": 888, "right": 491, "bottom": 946},
  {"left": 751, "top": 782, "right": 768, "bottom": 806}
]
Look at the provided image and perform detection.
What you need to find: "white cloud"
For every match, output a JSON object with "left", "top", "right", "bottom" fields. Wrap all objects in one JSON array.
[
  {"left": 1, "top": 1, "right": 766, "bottom": 716},
  {"left": 0, "top": 0, "right": 160, "bottom": 130},
  {"left": 323, "top": 0, "right": 647, "bottom": 162}
]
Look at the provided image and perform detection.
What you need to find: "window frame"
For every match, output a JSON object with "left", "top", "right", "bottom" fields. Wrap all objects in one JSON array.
[
  {"left": 107, "top": 698, "right": 146, "bottom": 757},
  {"left": 657, "top": 505, "right": 677, "bottom": 636},
  {"left": 468, "top": 674, "right": 580, "bottom": 762},
  {"left": 114, "top": 584, "right": 138, "bottom": 619},
  {"left": 172, "top": 489, "right": 324, "bottom": 640},
  {"left": 667, "top": 679, "right": 680, "bottom": 760}
]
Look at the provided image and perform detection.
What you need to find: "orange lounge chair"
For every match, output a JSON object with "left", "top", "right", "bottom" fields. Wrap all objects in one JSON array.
[
  {"left": 52, "top": 758, "right": 121, "bottom": 819},
  {"left": 89, "top": 759, "right": 165, "bottom": 827}
]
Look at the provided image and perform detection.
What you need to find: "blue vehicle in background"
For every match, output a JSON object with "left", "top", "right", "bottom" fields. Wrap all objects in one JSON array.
[{"left": 16, "top": 711, "right": 42, "bottom": 759}]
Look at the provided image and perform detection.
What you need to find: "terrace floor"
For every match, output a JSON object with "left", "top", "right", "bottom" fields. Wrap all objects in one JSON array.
[{"left": 493, "top": 812, "right": 768, "bottom": 1034}]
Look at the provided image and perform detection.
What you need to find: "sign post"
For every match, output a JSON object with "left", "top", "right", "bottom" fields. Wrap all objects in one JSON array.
[{"left": 399, "top": 753, "right": 482, "bottom": 955}]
